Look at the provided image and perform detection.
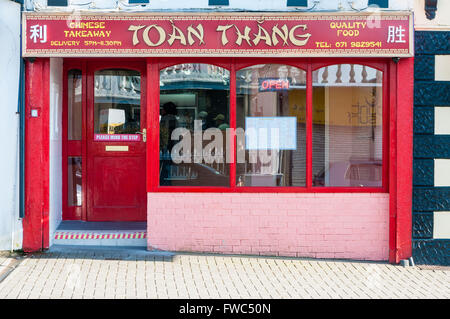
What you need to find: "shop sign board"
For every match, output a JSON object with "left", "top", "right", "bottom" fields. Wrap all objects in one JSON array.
[{"left": 23, "top": 12, "right": 413, "bottom": 57}]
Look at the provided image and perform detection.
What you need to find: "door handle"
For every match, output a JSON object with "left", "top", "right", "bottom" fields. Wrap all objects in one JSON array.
[{"left": 136, "top": 128, "right": 146, "bottom": 142}]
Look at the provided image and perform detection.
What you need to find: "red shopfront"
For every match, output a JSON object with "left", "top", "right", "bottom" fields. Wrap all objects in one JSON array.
[{"left": 22, "top": 12, "right": 414, "bottom": 263}]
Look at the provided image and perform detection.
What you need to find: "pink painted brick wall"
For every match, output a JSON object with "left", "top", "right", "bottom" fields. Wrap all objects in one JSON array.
[{"left": 147, "top": 193, "right": 389, "bottom": 261}]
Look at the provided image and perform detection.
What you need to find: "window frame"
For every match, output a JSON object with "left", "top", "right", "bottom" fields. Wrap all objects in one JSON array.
[
  {"left": 148, "top": 57, "right": 389, "bottom": 193},
  {"left": 62, "top": 60, "right": 87, "bottom": 220},
  {"left": 158, "top": 60, "right": 232, "bottom": 188},
  {"left": 310, "top": 59, "right": 388, "bottom": 191}
]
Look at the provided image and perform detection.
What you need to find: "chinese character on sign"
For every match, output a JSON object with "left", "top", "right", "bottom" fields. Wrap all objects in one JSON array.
[
  {"left": 387, "top": 26, "right": 406, "bottom": 43},
  {"left": 29, "top": 24, "right": 47, "bottom": 44}
]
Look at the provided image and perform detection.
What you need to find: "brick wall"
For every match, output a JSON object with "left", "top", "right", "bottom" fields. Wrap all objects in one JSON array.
[{"left": 148, "top": 193, "right": 389, "bottom": 261}]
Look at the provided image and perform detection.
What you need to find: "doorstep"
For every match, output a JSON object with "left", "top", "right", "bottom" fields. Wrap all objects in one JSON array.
[{"left": 53, "top": 221, "right": 147, "bottom": 247}]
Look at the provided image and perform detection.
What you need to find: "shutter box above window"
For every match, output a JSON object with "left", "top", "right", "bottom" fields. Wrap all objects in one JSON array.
[
  {"left": 287, "top": 0, "right": 308, "bottom": 7},
  {"left": 368, "top": 0, "right": 389, "bottom": 8},
  {"left": 209, "top": 0, "right": 229, "bottom": 5},
  {"left": 47, "top": 0, "right": 68, "bottom": 6}
]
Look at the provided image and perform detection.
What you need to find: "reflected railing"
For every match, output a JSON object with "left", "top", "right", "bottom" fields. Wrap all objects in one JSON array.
[
  {"left": 94, "top": 73, "right": 141, "bottom": 101},
  {"left": 160, "top": 147, "right": 228, "bottom": 182},
  {"left": 236, "top": 65, "right": 306, "bottom": 90},
  {"left": 313, "top": 64, "right": 382, "bottom": 85},
  {"left": 160, "top": 63, "right": 230, "bottom": 86}
]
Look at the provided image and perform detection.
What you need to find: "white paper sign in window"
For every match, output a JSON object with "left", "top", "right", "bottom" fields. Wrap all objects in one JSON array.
[
  {"left": 99, "top": 108, "right": 126, "bottom": 134},
  {"left": 245, "top": 117, "right": 297, "bottom": 150}
]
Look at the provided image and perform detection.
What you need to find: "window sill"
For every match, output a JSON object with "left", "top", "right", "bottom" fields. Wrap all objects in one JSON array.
[{"left": 150, "top": 186, "right": 387, "bottom": 193}]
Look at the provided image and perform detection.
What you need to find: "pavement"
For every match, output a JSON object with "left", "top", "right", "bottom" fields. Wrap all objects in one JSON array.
[
  {"left": 0, "top": 251, "right": 22, "bottom": 285},
  {"left": 0, "top": 246, "right": 448, "bottom": 299}
]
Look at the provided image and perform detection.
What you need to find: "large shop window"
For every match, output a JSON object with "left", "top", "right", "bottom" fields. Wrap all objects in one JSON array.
[
  {"left": 157, "top": 62, "right": 385, "bottom": 191},
  {"left": 312, "top": 64, "right": 383, "bottom": 187},
  {"left": 236, "top": 64, "right": 306, "bottom": 187},
  {"left": 159, "top": 63, "right": 230, "bottom": 186}
]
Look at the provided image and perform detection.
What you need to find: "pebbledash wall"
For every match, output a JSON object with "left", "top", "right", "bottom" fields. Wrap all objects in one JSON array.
[
  {"left": 412, "top": 0, "right": 450, "bottom": 265},
  {"left": 0, "top": 0, "right": 23, "bottom": 251},
  {"left": 148, "top": 193, "right": 389, "bottom": 260}
]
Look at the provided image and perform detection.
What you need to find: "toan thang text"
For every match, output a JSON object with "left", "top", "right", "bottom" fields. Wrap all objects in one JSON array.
[{"left": 128, "top": 20, "right": 312, "bottom": 47}]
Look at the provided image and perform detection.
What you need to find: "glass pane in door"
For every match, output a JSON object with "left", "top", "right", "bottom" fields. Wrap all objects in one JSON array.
[
  {"left": 68, "top": 69, "right": 82, "bottom": 140},
  {"left": 94, "top": 69, "right": 141, "bottom": 138},
  {"left": 68, "top": 157, "right": 82, "bottom": 206}
]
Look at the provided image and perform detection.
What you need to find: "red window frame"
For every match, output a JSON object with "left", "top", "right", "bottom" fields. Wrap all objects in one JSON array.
[
  {"left": 62, "top": 59, "right": 87, "bottom": 220},
  {"left": 149, "top": 57, "right": 389, "bottom": 193},
  {"left": 61, "top": 57, "right": 389, "bottom": 210},
  {"left": 62, "top": 58, "right": 148, "bottom": 220}
]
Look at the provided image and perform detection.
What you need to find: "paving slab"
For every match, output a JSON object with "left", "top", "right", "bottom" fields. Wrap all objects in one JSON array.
[{"left": 0, "top": 247, "right": 448, "bottom": 299}]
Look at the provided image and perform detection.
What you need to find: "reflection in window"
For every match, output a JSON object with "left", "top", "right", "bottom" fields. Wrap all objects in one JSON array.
[
  {"left": 159, "top": 63, "right": 230, "bottom": 186},
  {"left": 68, "top": 157, "right": 82, "bottom": 206},
  {"left": 312, "top": 64, "right": 383, "bottom": 187},
  {"left": 68, "top": 69, "right": 82, "bottom": 140},
  {"left": 236, "top": 64, "right": 306, "bottom": 187},
  {"left": 94, "top": 69, "right": 141, "bottom": 134}
]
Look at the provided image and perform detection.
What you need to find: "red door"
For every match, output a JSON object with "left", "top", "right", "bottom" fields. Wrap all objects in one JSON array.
[{"left": 86, "top": 61, "right": 147, "bottom": 221}]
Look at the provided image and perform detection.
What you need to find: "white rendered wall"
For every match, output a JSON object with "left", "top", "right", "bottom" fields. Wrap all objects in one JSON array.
[
  {"left": 414, "top": 0, "right": 450, "bottom": 30},
  {"left": 49, "top": 58, "right": 63, "bottom": 246},
  {"left": 0, "top": 0, "right": 22, "bottom": 251},
  {"left": 26, "top": 0, "right": 413, "bottom": 12}
]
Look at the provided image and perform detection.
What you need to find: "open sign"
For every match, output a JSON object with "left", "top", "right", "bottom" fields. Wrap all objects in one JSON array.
[{"left": 258, "top": 78, "right": 290, "bottom": 92}]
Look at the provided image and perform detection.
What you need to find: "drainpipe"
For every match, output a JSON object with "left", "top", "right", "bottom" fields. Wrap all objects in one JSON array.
[{"left": 13, "top": 0, "right": 25, "bottom": 224}]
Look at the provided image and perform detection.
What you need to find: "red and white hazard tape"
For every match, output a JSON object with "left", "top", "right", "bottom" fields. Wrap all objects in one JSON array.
[{"left": 54, "top": 232, "right": 147, "bottom": 240}]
